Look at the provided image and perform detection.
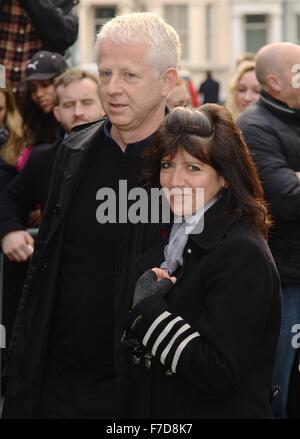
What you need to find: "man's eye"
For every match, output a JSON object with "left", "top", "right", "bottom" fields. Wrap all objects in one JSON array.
[
  {"left": 62, "top": 102, "right": 74, "bottom": 108},
  {"left": 82, "top": 100, "right": 94, "bottom": 105},
  {"left": 99, "top": 70, "right": 111, "bottom": 78},
  {"left": 125, "top": 72, "right": 136, "bottom": 79}
]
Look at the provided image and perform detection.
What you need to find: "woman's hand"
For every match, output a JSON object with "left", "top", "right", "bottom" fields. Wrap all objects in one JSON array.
[
  {"left": 132, "top": 268, "right": 177, "bottom": 308},
  {"left": 150, "top": 267, "right": 177, "bottom": 284}
]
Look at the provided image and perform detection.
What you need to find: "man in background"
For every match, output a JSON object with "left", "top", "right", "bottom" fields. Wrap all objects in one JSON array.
[{"left": 238, "top": 42, "right": 300, "bottom": 418}]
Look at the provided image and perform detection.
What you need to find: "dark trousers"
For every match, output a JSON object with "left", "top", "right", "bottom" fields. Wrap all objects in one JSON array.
[{"left": 40, "top": 356, "right": 116, "bottom": 419}]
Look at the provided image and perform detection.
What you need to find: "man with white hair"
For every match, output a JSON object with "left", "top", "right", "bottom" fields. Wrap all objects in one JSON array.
[
  {"left": 2, "top": 12, "right": 180, "bottom": 418},
  {"left": 238, "top": 42, "right": 300, "bottom": 418}
]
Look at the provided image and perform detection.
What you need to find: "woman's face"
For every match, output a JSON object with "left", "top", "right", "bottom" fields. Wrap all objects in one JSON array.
[
  {"left": 29, "top": 80, "right": 56, "bottom": 113},
  {"left": 237, "top": 70, "right": 260, "bottom": 112},
  {"left": 0, "top": 91, "right": 7, "bottom": 127},
  {"left": 160, "top": 149, "right": 225, "bottom": 217}
]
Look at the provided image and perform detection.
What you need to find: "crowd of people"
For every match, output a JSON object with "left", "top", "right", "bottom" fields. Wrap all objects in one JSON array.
[{"left": 0, "top": 6, "right": 299, "bottom": 420}]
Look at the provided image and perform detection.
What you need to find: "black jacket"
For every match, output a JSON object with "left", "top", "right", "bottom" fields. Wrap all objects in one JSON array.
[
  {"left": 237, "top": 92, "right": 300, "bottom": 285},
  {"left": 119, "top": 200, "right": 282, "bottom": 418},
  {"left": 20, "top": 0, "right": 79, "bottom": 54},
  {"left": 2, "top": 121, "right": 106, "bottom": 417},
  {"left": 0, "top": 160, "right": 17, "bottom": 192},
  {"left": 1, "top": 119, "right": 163, "bottom": 418}
]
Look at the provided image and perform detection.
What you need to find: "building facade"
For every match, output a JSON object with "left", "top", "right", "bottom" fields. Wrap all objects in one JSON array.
[{"left": 76, "top": 0, "right": 300, "bottom": 98}]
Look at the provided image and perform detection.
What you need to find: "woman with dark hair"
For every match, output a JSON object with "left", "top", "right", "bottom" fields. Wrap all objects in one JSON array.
[
  {"left": 17, "top": 50, "right": 68, "bottom": 170},
  {"left": 120, "top": 105, "right": 282, "bottom": 418}
]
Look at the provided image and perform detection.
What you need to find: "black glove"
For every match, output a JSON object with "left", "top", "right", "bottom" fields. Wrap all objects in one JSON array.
[{"left": 132, "top": 269, "right": 174, "bottom": 308}]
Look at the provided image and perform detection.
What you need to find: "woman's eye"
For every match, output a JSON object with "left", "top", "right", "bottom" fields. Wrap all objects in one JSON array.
[
  {"left": 187, "top": 164, "right": 201, "bottom": 172},
  {"left": 161, "top": 162, "right": 172, "bottom": 169}
]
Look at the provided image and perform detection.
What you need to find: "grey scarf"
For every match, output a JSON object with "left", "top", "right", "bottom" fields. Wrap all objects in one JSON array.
[{"left": 160, "top": 195, "right": 219, "bottom": 275}]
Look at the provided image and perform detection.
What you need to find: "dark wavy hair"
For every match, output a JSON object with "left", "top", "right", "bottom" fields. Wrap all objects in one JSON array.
[
  {"left": 19, "top": 81, "right": 59, "bottom": 146},
  {"left": 143, "top": 104, "right": 271, "bottom": 237}
]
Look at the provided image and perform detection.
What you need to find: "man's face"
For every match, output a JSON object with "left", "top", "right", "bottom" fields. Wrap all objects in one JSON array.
[
  {"left": 53, "top": 78, "right": 105, "bottom": 132},
  {"left": 167, "top": 84, "right": 191, "bottom": 110},
  {"left": 98, "top": 39, "right": 171, "bottom": 137}
]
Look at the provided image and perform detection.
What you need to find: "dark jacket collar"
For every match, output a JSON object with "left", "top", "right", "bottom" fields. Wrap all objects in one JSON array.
[
  {"left": 189, "top": 196, "right": 238, "bottom": 250},
  {"left": 259, "top": 91, "right": 300, "bottom": 123},
  {"left": 65, "top": 118, "right": 106, "bottom": 152}
]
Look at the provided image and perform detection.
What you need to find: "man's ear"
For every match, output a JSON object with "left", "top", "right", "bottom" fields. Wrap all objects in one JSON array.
[
  {"left": 161, "top": 68, "right": 178, "bottom": 97},
  {"left": 53, "top": 106, "right": 61, "bottom": 123},
  {"left": 265, "top": 74, "right": 281, "bottom": 93}
]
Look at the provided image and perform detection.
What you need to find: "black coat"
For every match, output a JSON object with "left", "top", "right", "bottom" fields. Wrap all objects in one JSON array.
[
  {"left": 20, "top": 0, "right": 79, "bottom": 54},
  {"left": 238, "top": 92, "right": 300, "bottom": 285},
  {"left": 119, "top": 200, "right": 282, "bottom": 418}
]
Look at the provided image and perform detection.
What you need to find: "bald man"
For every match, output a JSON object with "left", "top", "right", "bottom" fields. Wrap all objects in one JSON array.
[{"left": 238, "top": 42, "right": 300, "bottom": 418}]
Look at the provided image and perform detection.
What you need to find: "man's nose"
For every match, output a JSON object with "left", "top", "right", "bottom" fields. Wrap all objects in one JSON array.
[
  {"left": 105, "top": 74, "right": 123, "bottom": 95},
  {"left": 74, "top": 102, "right": 84, "bottom": 117}
]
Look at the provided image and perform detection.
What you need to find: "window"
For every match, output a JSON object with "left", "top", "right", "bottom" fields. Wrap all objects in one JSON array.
[
  {"left": 244, "top": 14, "right": 268, "bottom": 53},
  {"left": 297, "top": 14, "right": 300, "bottom": 45},
  {"left": 94, "top": 6, "right": 116, "bottom": 39},
  {"left": 164, "top": 5, "right": 189, "bottom": 60},
  {"left": 205, "top": 4, "right": 213, "bottom": 62}
]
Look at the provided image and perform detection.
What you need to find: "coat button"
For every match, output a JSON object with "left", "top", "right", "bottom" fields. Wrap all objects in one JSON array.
[
  {"left": 187, "top": 248, "right": 192, "bottom": 254},
  {"left": 144, "top": 352, "right": 153, "bottom": 369}
]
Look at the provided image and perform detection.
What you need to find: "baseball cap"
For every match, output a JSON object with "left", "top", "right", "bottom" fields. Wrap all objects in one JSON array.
[{"left": 25, "top": 50, "right": 68, "bottom": 81}]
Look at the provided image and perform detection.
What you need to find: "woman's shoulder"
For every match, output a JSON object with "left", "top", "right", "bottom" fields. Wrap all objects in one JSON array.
[{"left": 220, "top": 220, "right": 275, "bottom": 265}]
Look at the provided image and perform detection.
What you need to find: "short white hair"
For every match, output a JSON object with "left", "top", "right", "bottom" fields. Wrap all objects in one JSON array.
[{"left": 95, "top": 12, "right": 181, "bottom": 76}]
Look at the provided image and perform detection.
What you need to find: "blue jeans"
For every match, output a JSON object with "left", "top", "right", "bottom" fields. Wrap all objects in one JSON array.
[{"left": 272, "top": 285, "right": 300, "bottom": 418}]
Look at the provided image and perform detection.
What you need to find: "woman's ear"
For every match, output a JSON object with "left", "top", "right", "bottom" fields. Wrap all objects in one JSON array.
[{"left": 220, "top": 176, "right": 228, "bottom": 189}]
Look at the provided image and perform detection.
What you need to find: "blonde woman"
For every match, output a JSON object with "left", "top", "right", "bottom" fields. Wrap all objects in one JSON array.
[
  {"left": 226, "top": 60, "right": 260, "bottom": 120},
  {"left": 0, "top": 85, "right": 24, "bottom": 188}
]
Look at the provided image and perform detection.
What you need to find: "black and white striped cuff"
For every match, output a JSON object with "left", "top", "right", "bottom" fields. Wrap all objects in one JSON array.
[{"left": 129, "top": 295, "right": 200, "bottom": 373}]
